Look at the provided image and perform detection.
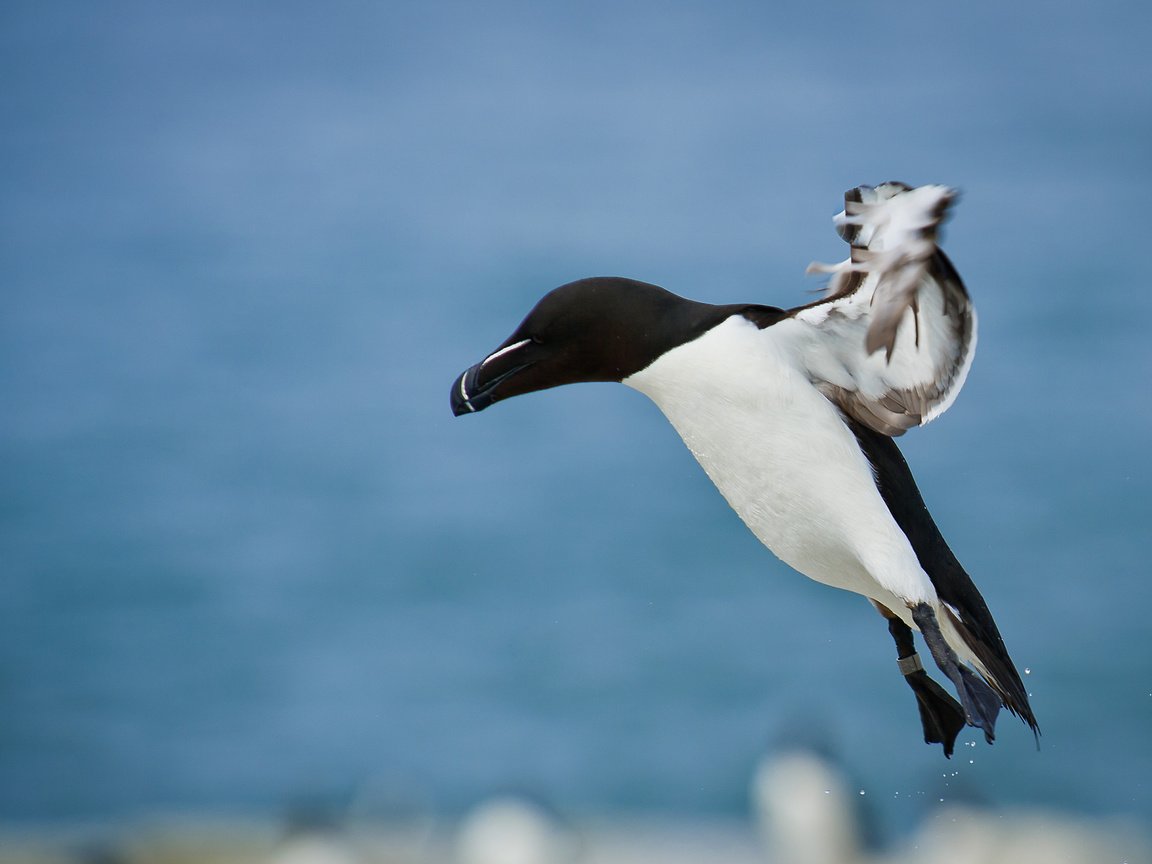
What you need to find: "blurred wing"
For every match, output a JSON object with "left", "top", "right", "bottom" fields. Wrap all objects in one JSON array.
[{"left": 788, "top": 182, "right": 976, "bottom": 437}]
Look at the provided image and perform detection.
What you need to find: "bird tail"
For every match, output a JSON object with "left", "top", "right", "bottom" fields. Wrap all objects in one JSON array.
[{"left": 940, "top": 604, "right": 1040, "bottom": 743}]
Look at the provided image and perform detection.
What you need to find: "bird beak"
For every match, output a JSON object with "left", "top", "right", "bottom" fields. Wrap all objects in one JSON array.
[{"left": 450, "top": 338, "right": 534, "bottom": 416}]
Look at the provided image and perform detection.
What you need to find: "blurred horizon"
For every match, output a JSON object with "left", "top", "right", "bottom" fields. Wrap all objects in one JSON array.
[{"left": 1, "top": 0, "right": 1150, "bottom": 837}]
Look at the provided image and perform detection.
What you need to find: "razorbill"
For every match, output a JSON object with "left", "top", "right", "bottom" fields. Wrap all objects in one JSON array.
[{"left": 450, "top": 182, "right": 1038, "bottom": 755}]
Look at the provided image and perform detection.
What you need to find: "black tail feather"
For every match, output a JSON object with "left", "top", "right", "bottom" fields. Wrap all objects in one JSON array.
[{"left": 850, "top": 420, "right": 1040, "bottom": 741}]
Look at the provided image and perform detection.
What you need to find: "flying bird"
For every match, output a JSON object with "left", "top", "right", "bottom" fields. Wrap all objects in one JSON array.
[{"left": 450, "top": 182, "right": 1038, "bottom": 755}]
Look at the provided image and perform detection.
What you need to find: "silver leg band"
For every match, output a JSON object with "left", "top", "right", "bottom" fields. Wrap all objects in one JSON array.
[{"left": 898, "top": 653, "right": 924, "bottom": 676}]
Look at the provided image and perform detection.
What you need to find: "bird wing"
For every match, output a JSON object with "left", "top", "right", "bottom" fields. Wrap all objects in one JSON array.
[{"left": 786, "top": 182, "right": 976, "bottom": 437}]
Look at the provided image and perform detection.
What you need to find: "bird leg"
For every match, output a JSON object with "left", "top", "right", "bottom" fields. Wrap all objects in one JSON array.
[
  {"left": 909, "top": 601, "right": 1001, "bottom": 744},
  {"left": 873, "top": 602, "right": 966, "bottom": 757}
]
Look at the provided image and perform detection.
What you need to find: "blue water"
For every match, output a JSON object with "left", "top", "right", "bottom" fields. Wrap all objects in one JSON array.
[{"left": 2, "top": 0, "right": 1150, "bottom": 836}]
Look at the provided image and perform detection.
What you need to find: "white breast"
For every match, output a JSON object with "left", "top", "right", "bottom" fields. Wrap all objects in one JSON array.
[{"left": 623, "top": 315, "right": 936, "bottom": 607}]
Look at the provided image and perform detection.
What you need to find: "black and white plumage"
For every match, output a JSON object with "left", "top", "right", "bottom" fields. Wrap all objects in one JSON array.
[
  {"left": 798, "top": 182, "right": 976, "bottom": 436},
  {"left": 450, "top": 182, "right": 1038, "bottom": 755}
]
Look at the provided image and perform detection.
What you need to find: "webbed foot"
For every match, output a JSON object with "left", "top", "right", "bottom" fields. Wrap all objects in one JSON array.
[
  {"left": 904, "top": 663, "right": 967, "bottom": 756},
  {"left": 910, "top": 602, "right": 1001, "bottom": 744},
  {"left": 883, "top": 612, "right": 966, "bottom": 756}
]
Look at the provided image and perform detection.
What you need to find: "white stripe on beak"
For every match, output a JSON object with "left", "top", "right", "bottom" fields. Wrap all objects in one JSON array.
[{"left": 479, "top": 338, "right": 532, "bottom": 371}]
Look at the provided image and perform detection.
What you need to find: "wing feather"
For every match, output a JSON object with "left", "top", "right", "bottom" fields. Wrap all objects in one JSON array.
[{"left": 790, "top": 183, "right": 976, "bottom": 437}]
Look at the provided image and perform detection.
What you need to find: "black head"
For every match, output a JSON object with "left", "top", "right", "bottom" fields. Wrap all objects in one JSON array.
[{"left": 450, "top": 276, "right": 782, "bottom": 415}]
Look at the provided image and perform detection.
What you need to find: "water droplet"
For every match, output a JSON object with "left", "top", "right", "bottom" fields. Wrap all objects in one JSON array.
[
  {"left": 859, "top": 789, "right": 865, "bottom": 796},
  {"left": 1024, "top": 667, "right": 1031, "bottom": 675}
]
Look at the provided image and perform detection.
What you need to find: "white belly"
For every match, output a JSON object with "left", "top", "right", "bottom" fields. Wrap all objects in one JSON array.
[{"left": 624, "top": 316, "right": 936, "bottom": 606}]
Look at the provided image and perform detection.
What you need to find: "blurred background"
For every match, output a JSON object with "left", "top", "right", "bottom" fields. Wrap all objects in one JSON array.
[{"left": 1, "top": 0, "right": 1150, "bottom": 858}]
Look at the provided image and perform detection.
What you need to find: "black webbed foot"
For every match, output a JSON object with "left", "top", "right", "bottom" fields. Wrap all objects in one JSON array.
[
  {"left": 882, "top": 611, "right": 966, "bottom": 756},
  {"left": 904, "top": 667, "right": 967, "bottom": 756},
  {"left": 953, "top": 664, "right": 1002, "bottom": 743},
  {"left": 910, "top": 602, "right": 1001, "bottom": 744}
]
